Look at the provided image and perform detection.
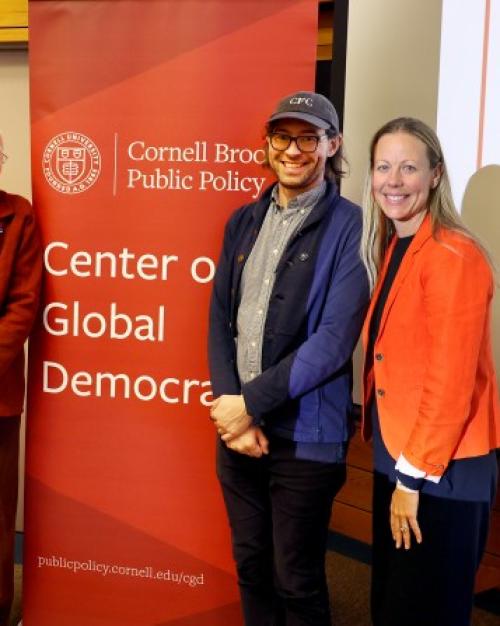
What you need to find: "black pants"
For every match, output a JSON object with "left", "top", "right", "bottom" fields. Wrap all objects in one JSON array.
[
  {"left": 372, "top": 471, "right": 491, "bottom": 626},
  {"left": 0, "top": 416, "right": 20, "bottom": 626},
  {"left": 216, "top": 436, "right": 346, "bottom": 626}
]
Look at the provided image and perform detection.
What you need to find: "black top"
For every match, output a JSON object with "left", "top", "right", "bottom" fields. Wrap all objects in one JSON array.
[{"left": 368, "top": 235, "right": 414, "bottom": 356}]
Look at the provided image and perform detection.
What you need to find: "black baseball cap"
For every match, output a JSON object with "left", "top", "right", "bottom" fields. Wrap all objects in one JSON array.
[{"left": 268, "top": 91, "right": 339, "bottom": 132}]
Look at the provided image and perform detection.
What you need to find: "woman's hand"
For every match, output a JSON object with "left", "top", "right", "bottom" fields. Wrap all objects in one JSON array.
[{"left": 390, "top": 486, "right": 422, "bottom": 550}]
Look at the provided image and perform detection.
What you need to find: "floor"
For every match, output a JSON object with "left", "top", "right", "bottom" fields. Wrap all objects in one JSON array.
[{"left": 9, "top": 544, "right": 500, "bottom": 624}]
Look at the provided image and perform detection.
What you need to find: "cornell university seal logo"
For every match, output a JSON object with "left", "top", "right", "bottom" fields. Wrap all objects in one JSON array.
[{"left": 43, "top": 132, "right": 101, "bottom": 194}]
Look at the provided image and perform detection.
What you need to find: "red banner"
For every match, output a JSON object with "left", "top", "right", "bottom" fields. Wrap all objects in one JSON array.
[{"left": 24, "top": 1, "right": 318, "bottom": 624}]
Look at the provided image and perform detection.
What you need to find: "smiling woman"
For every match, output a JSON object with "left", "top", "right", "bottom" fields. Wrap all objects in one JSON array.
[
  {"left": 360, "top": 117, "right": 500, "bottom": 626},
  {"left": 371, "top": 131, "right": 441, "bottom": 237}
]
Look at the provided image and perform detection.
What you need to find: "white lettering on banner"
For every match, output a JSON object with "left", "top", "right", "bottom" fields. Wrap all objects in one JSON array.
[
  {"left": 123, "top": 141, "right": 266, "bottom": 198},
  {"left": 213, "top": 144, "right": 265, "bottom": 164},
  {"left": 126, "top": 141, "right": 264, "bottom": 165},
  {"left": 198, "top": 170, "right": 265, "bottom": 199},
  {"left": 190, "top": 257, "right": 215, "bottom": 284},
  {"left": 42, "top": 361, "right": 213, "bottom": 406},
  {"left": 43, "top": 302, "right": 165, "bottom": 342},
  {"left": 126, "top": 168, "right": 265, "bottom": 199},
  {"left": 44, "top": 241, "right": 179, "bottom": 281},
  {"left": 128, "top": 140, "right": 208, "bottom": 163},
  {"left": 127, "top": 168, "right": 194, "bottom": 190},
  {"left": 36, "top": 554, "right": 205, "bottom": 587}
]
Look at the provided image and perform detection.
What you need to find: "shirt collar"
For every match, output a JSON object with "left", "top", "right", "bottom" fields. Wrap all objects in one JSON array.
[{"left": 270, "top": 180, "right": 327, "bottom": 214}]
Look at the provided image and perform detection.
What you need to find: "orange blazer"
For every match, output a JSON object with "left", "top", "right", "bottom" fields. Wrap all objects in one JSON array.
[{"left": 361, "top": 214, "right": 500, "bottom": 477}]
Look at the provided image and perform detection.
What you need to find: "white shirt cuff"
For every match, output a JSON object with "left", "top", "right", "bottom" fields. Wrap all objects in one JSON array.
[{"left": 395, "top": 453, "right": 441, "bottom": 484}]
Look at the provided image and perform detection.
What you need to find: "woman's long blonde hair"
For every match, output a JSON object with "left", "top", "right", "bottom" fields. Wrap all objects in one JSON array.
[{"left": 360, "top": 117, "right": 493, "bottom": 291}]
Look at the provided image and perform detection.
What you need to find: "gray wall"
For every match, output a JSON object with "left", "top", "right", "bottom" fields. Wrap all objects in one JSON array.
[{"left": 342, "top": 0, "right": 443, "bottom": 401}]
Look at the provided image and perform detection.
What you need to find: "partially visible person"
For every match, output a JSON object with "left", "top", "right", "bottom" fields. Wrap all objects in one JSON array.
[
  {"left": 0, "top": 135, "right": 42, "bottom": 626},
  {"left": 208, "top": 92, "right": 369, "bottom": 626},
  {"left": 360, "top": 117, "right": 500, "bottom": 626}
]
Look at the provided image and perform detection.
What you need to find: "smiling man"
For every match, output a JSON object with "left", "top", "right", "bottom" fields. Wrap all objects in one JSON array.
[{"left": 208, "top": 91, "right": 369, "bottom": 626}]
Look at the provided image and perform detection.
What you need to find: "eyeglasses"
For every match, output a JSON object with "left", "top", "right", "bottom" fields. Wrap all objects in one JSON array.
[
  {"left": 268, "top": 132, "right": 327, "bottom": 153},
  {"left": 0, "top": 151, "right": 8, "bottom": 165}
]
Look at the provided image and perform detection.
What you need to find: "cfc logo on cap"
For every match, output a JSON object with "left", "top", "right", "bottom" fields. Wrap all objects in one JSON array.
[
  {"left": 289, "top": 97, "right": 314, "bottom": 107},
  {"left": 43, "top": 132, "right": 101, "bottom": 194}
]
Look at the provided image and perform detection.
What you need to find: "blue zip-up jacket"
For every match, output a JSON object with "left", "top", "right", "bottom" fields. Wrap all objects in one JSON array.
[{"left": 208, "top": 182, "right": 369, "bottom": 443}]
